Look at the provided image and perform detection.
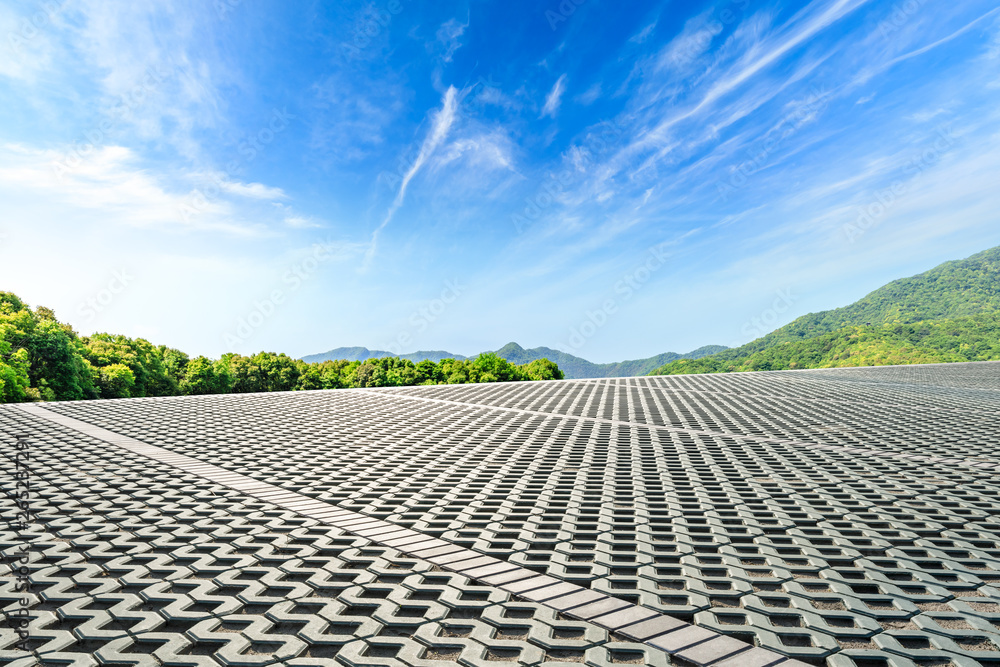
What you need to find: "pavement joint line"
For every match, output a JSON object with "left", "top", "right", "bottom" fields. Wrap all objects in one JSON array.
[
  {"left": 11, "top": 403, "right": 807, "bottom": 666},
  {"left": 366, "top": 390, "right": 1000, "bottom": 472}
]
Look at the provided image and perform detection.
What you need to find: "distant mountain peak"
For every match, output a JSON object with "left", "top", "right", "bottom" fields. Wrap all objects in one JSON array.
[{"left": 301, "top": 343, "right": 727, "bottom": 379}]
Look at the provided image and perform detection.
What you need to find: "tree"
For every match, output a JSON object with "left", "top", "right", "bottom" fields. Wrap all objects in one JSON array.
[
  {"left": 414, "top": 359, "right": 443, "bottom": 385},
  {"left": 0, "top": 323, "right": 30, "bottom": 403},
  {"left": 223, "top": 352, "right": 301, "bottom": 393},
  {"left": 0, "top": 290, "right": 568, "bottom": 401},
  {"left": 161, "top": 346, "right": 189, "bottom": 393},
  {"left": 521, "top": 358, "right": 564, "bottom": 380},
  {"left": 97, "top": 364, "right": 136, "bottom": 399},
  {"left": 470, "top": 353, "right": 523, "bottom": 383},
  {"left": 0, "top": 295, "right": 94, "bottom": 401},
  {"left": 181, "top": 356, "right": 228, "bottom": 395}
]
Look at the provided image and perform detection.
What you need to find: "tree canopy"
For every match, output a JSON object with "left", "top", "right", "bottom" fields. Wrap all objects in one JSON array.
[{"left": 0, "top": 291, "right": 563, "bottom": 404}]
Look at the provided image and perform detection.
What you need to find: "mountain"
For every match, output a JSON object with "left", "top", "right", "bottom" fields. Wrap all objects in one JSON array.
[
  {"left": 491, "top": 342, "right": 727, "bottom": 378},
  {"left": 302, "top": 343, "right": 728, "bottom": 379},
  {"left": 651, "top": 245, "right": 1000, "bottom": 375},
  {"left": 301, "top": 347, "right": 468, "bottom": 364}
]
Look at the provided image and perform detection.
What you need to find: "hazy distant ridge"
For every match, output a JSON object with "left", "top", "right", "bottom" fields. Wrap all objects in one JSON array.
[{"left": 301, "top": 342, "right": 727, "bottom": 379}]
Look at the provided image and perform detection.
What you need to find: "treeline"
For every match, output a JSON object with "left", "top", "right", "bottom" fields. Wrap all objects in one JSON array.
[
  {"left": 0, "top": 292, "right": 562, "bottom": 403},
  {"left": 650, "top": 313, "right": 1000, "bottom": 375}
]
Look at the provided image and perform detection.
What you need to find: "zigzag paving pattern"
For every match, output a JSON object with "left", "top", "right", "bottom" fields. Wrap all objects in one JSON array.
[{"left": 2, "top": 361, "right": 999, "bottom": 666}]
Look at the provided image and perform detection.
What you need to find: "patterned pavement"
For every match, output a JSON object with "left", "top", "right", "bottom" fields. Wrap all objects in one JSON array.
[{"left": 2, "top": 361, "right": 1000, "bottom": 666}]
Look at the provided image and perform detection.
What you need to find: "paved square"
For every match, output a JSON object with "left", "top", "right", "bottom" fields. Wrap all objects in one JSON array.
[{"left": 2, "top": 361, "right": 999, "bottom": 666}]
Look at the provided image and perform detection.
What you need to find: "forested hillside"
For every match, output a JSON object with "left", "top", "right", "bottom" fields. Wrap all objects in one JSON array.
[
  {"left": 652, "top": 246, "right": 1000, "bottom": 375},
  {"left": 654, "top": 313, "right": 1000, "bottom": 374},
  {"left": 491, "top": 342, "right": 728, "bottom": 378},
  {"left": 303, "top": 342, "right": 728, "bottom": 378},
  {"left": 0, "top": 292, "right": 562, "bottom": 403}
]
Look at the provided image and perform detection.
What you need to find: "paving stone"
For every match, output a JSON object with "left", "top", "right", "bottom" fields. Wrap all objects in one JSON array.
[
  {"left": 546, "top": 589, "right": 607, "bottom": 611},
  {"left": 615, "top": 616, "right": 688, "bottom": 642},
  {"left": 587, "top": 605, "right": 661, "bottom": 630},
  {"left": 461, "top": 561, "right": 520, "bottom": 579},
  {"left": 565, "top": 596, "right": 632, "bottom": 620},
  {"left": 674, "top": 634, "right": 752, "bottom": 665},
  {"left": 646, "top": 625, "right": 719, "bottom": 652},
  {"left": 710, "top": 647, "right": 790, "bottom": 666},
  {"left": 479, "top": 568, "right": 538, "bottom": 586},
  {"left": 525, "top": 582, "right": 589, "bottom": 603},
  {"left": 499, "top": 575, "right": 561, "bottom": 594},
  {"left": 7, "top": 360, "right": 1000, "bottom": 667}
]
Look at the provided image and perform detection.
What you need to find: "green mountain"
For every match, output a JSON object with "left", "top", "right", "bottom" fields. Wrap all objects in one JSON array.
[
  {"left": 651, "top": 245, "right": 1000, "bottom": 375},
  {"left": 301, "top": 347, "right": 467, "bottom": 364},
  {"left": 491, "top": 342, "right": 727, "bottom": 378},
  {"left": 303, "top": 343, "right": 728, "bottom": 379}
]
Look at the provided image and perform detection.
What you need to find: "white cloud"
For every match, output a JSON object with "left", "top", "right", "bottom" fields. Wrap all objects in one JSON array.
[
  {"left": 0, "top": 143, "right": 283, "bottom": 236},
  {"left": 271, "top": 203, "right": 324, "bottom": 229},
  {"left": 367, "top": 87, "right": 460, "bottom": 265},
  {"left": 310, "top": 73, "right": 409, "bottom": 162},
  {"left": 436, "top": 18, "right": 468, "bottom": 62},
  {"left": 284, "top": 216, "right": 322, "bottom": 229},
  {"left": 542, "top": 74, "right": 568, "bottom": 119},
  {"left": 654, "top": 12, "right": 723, "bottom": 73},
  {"left": 0, "top": 3, "right": 66, "bottom": 82},
  {"left": 436, "top": 134, "right": 514, "bottom": 172},
  {"left": 630, "top": 22, "right": 657, "bottom": 44},
  {"left": 576, "top": 83, "right": 602, "bottom": 106},
  {"left": 217, "top": 178, "right": 287, "bottom": 200}
]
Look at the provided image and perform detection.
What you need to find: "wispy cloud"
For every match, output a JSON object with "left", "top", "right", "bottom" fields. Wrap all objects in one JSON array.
[
  {"left": 630, "top": 22, "right": 657, "bottom": 44},
  {"left": 204, "top": 175, "right": 287, "bottom": 200},
  {"left": 436, "top": 18, "right": 468, "bottom": 62},
  {"left": 0, "top": 143, "right": 284, "bottom": 236},
  {"left": 365, "top": 86, "right": 460, "bottom": 266},
  {"left": 576, "top": 82, "right": 602, "bottom": 105},
  {"left": 541, "top": 74, "right": 568, "bottom": 118}
]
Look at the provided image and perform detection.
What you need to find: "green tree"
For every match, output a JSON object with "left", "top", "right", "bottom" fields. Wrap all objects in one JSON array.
[
  {"left": 161, "top": 346, "right": 189, "bottom": 393},
  {"left": 223, "top": 352, "right": 301, "bottom": 393},
  {"left": 0, "top": 290, "right": 567, "bottom": 401},
  {"left": 520, "top": 358, "right": 564, "bottom": 380},
  {"left": 0, "top": 293, "right": 94, "bottom": 400},
  {"left": 470, "top": 353, "right": 523, "bottom": 383},
  {"left": 414, "top": 359, "right": 443, "bottom": 385},
  {"left": 0, "top": 323, "right": 31, "bottom": 403},
  {"left": 97, "top": 363, "right": 136, "bottom": 398},
  {"left": 181, "top": 356, "right": 228, "bottom": 395}
]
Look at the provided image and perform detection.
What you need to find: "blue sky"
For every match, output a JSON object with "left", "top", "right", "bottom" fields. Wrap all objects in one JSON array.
[{"left": 1, "top": 0, "right": 999, "bottom": 362}]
